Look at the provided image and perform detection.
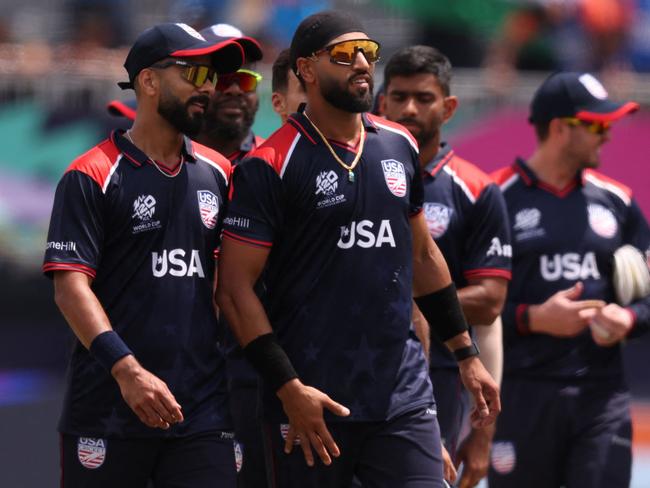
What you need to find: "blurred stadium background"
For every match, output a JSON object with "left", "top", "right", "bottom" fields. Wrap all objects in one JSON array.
[{"left": 0, "top": 0, "right": 649, "bottom": 486}]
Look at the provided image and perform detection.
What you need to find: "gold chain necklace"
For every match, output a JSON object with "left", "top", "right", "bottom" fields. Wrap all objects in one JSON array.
[
  {"left": 303, "top": 112, "right": 365, "bottom": 182},
  {"left": 124, "top": 129, "right": 183, "bottom": 178}
]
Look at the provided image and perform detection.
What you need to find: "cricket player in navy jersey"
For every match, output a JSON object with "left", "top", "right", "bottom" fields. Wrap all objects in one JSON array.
[
  {"left": 271, "top": 48, "right": 307, "bottom": 124},
  {"left": 43, "top": 23, "right": 244, "bottom": 487},
  {"left": 489, "top": 71, "right": 650, "bottom": 488},
  {"left": 380, "top": 46, "right": 512, "bottom": 488},
  {"left": 216, "top": 11, "right": 500, "bottom": 488}
]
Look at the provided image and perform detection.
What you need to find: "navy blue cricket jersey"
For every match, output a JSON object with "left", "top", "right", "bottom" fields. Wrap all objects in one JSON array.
[
  {"left": 493, "top": 159, "right": 650, "bottom": 380},
  {"left": 43, "top": 131, "right": 232, "bottom": 438},
  {"left": 223, "top": 112, "right": 434, "bottom": 422},
  {"left": 423, "top": 144, "right": 512, "bottom": 370}
]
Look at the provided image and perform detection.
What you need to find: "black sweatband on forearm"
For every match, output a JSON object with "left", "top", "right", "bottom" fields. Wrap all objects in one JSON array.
[
  {"left": 243, "top": 333, "right": 298, "bottom": 392},
  {"left": 90, "top": 330, "right": 133, "bottom": 372},
  {"left": 414, "top": 283, "right": 469, "bottom": 343}
]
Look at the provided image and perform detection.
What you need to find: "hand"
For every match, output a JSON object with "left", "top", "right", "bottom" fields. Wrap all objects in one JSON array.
[
  {"left": 455, "top": 425, "right": 494, "bottom": 488},
  {"left": 441, "top": 443, "right": 457, "bottom": 483},
  {"left": 277, "top": 379, "right": 350, "bottom": 467},
  {"left": 111, "top": 355, "right": 184, "bottom": 429},
  {"left": 528, "top": 282, "right": 605, "bottom": 337},
  {"left": 457, "top": 357, "right": 500, "bottom": 428},
  {"left": 589, "top": 303, "right": 635, "bottom": 346}
]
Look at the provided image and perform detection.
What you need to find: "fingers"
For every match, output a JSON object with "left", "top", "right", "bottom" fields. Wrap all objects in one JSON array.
[
  {"left": 316, "top": 424, "right": 341, "bottom": 459},
  {"left": 284, "top": 425, "right": 298, "bottom": 455},
  {"left": 157, "top": 389, "right": 184, "bottom": 423},
  {"left": 572, "top": 299, "right": 606, "bottom": 310},
  {"left": 323, "top": 397, "right": 351, "bottom": 417},
  {"left": 561, "top": 281, "right": 583, "bottom": 299},
  {"left": 134, "top": 405, "right": 169, "bottom": 429},
  {"left": 298, "top": 431, "right": 315, "bottom": 467},
  {"left": 307, "top": 431, "right": 332, "bottom": 466}
]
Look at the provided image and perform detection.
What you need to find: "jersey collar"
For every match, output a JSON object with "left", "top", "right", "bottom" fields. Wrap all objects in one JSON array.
[
  {"left": 423, "top": 142, "right": 455, "bottom": 178},
  {"left": 288, "top": 110, "right": 378, "bottom": 147},
  {"left": 111, "top": 129, "right": 197, "bottom": 168},
  {"left": 513, "top": 158, "right": 584, "bottom": 197}
]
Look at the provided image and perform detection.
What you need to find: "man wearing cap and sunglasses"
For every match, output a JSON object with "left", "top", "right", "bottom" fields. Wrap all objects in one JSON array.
[
  {"left": 490, "top": 72, "right": 650, "bottom": 488},
  {"left": 197, "top": 23, "right": 266, "bottom": 165},
  {"left": 43, "top": 23, "right": 244, "bottom": 487},
  {"left": 217, "top": 10, "right": 500, "bottom": 487}
]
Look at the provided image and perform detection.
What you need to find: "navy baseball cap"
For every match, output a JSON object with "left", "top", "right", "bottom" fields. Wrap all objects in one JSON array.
[
  {"left": 200, "top": 23, "right": 263, "bottom": 63},
  {"left": 118, "top": 23, "right": 244, "bottom": 90},
  {"left": 529, "top": 72, "right": 639, "bottom": 123}
]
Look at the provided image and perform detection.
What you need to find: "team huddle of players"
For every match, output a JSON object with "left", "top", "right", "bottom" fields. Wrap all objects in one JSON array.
[{"left": 43, "top": 9, "right": 649, "bottom": 488}]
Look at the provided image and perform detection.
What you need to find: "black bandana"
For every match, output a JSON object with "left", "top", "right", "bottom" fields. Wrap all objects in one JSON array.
[{"left": 290, "top": 10, "right": 367, "bottom": 75}]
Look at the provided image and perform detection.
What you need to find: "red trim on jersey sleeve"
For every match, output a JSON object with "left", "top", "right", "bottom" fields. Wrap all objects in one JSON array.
[
  {"left": 490, "top": 166, "right": 518, "bottom": 185},
  {"left": 287, "top": 116, "right": 317, "bottom": 145},
  {"left": 447, "top": 156, "right": 494, "bottom": 200},
  {"left": 222, "top": 231, "right": 272, "bottom": 248},
  {"left": 464, "top": 268, "right": 512, "bottom": 280},
  {"left": 191, "top": 141, "right": 232, "bottom": 180},
  {"left": 247, "top": 123, "right": 302, "bottom": 176},
  {"left": 43, "top": 262, "right": 97, "bottom": 279},
  {"left": 583, "top": 169, "right": 633, "bottom": 199},
  {"left": 367, "top": 113, "right": 419, "bottom": 149},
  {"left": 65, "top": 139, "right": 121, "bottom": 188},
  {"left": 515, "top": 304, "right": 532, "bottom": 336},
  {"left": 254, "top": 135, "right": 266, "bottom": 147}
]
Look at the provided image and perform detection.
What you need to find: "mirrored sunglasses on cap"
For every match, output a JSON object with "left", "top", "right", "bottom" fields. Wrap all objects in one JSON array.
[
  {"left": 563, "top": 117, "right": 611, "bottom": 135},
  {"left": 151, "top": 59, "right": 219, "bottom": 88},
  {"left": 216, "top": 69, "right": 263, "bottom": 92},
  {"left": 313, "top": 39, "right": 381, "bottom": 65}
]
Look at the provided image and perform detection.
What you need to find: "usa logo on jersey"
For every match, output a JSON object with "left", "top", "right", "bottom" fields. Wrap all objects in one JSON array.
[
  {"left": 423, "top": 203, "right": 453, "bottom": 238},
  {"left": 381, "top": 159, "right": 407, "bottom": 197},
  {"left": 77, "top": 437, "right": 106, "bottom": 469},
  {"left": 197, "top": 190, "right": 219, "bottom": 229}
]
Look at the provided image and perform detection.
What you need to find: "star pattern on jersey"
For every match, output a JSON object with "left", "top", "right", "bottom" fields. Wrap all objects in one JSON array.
[
  {"left": 303, "top": 342, "right": 319, "bottom": 362},
  {"left": 344, "top": 335, "right": 380, "bottom": 380}
]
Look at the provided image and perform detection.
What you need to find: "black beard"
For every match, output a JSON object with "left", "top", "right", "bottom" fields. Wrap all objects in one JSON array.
[
  {"left": 157, "top": 87, "right": 207, "bottom": 137},
  {"left": 398, "top": 117, "right": 437, "bottom": 148},
  {"left": 320, "top": 71, "right": 374, "bottom": 113},
  {"left": 203, "top": 96, "right": 258, "bottom": 141}
]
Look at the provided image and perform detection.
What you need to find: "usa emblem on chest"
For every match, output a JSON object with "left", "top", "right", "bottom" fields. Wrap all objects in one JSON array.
[
  {"left": 197, "top": 190, "right": 219, "bottom": 229},
  {"left": 381, "top": 159, "right": 407, "bottom": 197}
]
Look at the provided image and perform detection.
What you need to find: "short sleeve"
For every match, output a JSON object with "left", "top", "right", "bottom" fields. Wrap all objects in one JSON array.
[
  {"left": 462, "top": 183, "right": 512, "bottom": 280},
  {"left": 222, "top": 157, "right": 285, "bottom": 248},
  {"left": 43, "top": 170, "right": 105, "bottom": 278}
]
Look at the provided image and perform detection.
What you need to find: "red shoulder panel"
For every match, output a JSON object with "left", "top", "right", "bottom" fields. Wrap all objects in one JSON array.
[
  {"left": 247, "top": 123, "right": 301, "bottom": 176},
  {"left": 490, "top": 166, "right": 518, "bottom": 186},
  {"left": 446, "top": 155, "right": 493, "bottom": 200},
  {"left": 583, "top": 169, "right": 633, "bottom": 199},
  {"left": 192, "top": 141, "right": 232, "bottom": 179},
  {"left": 65, "top": 139, "right": 121, "bottom": 188},
  {"left": 367, "top": 114, "right": 418, "bottom": 149}
]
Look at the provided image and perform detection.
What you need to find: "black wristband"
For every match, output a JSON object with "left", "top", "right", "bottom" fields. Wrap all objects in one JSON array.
[
  {"left": 243, "top": 333, "right": 298, "bottom": 392},
  {"left": 453, "top": 341, "right": 480, "bottom": 361},
  {"left": 90, "top": 330, "right": 133, "bottom": 372},
  {"left": 414, "top": 283, "right": 469, "bottom": 343}
]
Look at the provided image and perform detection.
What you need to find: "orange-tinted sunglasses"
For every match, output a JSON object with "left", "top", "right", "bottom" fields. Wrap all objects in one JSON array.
[{"left": 313, "top": 39, "right": 381, "bottom": 66}]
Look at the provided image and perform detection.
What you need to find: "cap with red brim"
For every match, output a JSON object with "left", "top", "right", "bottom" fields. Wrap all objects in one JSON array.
[{"left": 118, "top": 23, "right": 244, "bottom": 90}]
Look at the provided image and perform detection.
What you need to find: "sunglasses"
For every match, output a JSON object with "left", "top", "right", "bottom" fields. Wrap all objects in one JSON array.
[
  {"left": 151, "top": 60, "right": 218, "bottom": 88},
  {"left": 563, "top": 117, "right": 611, "bottom": 135},
  {"left": 312, "top": 39, "right": 381, "bottom": 66},
  {"left": 216, "top": 69, "right": 263, "bottom": 92}
]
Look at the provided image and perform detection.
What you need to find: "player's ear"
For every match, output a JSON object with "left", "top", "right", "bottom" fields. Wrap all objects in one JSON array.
[
  {"left": 443, "top": 95, "right": 458, "bottom": 123},
  {"left": 271, "top": 92, "right": 286, "bottom": 117},
  {"left": 137, "top": 68, "right": 159, "bottom": 96},
  {"left": 296, "top": 57, "right": 316, "bottom": 86}
]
